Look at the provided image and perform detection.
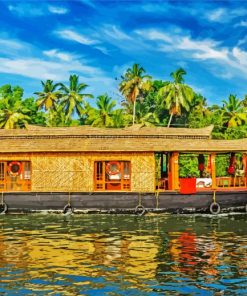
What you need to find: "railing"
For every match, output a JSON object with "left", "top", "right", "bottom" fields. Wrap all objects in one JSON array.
[
  {"left": 157, "top": 176, "right": 247, "bottom": 191},
  {"left": 216, "top": 176, "right": 247, "bottom": 188}
]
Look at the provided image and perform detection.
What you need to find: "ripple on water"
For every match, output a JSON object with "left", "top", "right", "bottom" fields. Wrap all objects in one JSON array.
[{"left": 0, "top": 213, "right": 246, "bottom": 295}]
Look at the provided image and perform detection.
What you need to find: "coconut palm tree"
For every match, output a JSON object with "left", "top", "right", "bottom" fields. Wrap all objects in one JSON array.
[
  {"left": 119, "top": 63, "right": 151, "bottom": 125},
  {"left": 59, "top": 75, "right": 93, "bottom": 122},
  {"left": 0, "top": 100, "right": 30, "bottom": 129},
  {"left": 84, "top": 95, "right": 116, "bottom": 127},
  {"left": 222, "top": 94, "right": 247, "bottom": 127},
  {"left": 159, "top": 68, "right": 194, "bottom": 127},
  {"left": 34, "top": 80, "right": 61, "bottom": 111}
]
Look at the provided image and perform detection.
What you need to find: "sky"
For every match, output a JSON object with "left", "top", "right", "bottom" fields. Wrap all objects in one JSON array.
[{"left": 0, "top": 0, "right": 247, "bottom": 105}]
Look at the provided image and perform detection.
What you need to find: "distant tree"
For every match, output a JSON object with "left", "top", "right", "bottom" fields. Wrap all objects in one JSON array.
[
  {"left": 59, "top": 74, "right": 93, "bottom": 122},
  {"left": 84, "top": 95, "right": 116, "bottom": 127},
  {"left": 188, "top": 94, "right": 211, "bottom": 128},
  {"left": 158, "top": 68, "right": 194, "bottom": 127},
  {"left": 34, "top": 80, "right": 61, "bottom": 111},
  {"left": 111, "top": 109, "right": 127, "bottom": 128},
  {"left": 119, "top": 63, "right": 151, "bottom": 125},
  {"left": 0, "top": 85, "right": 30, "bottom": 129},
  {"left": 22, "top": 97, "right": 46, "bottom": 126},
  {"left": 143, "top": 80, "right": 169, "bottom": 126},
  {"left": 222, "top": 94, "right": 247, "bottom": 127}
]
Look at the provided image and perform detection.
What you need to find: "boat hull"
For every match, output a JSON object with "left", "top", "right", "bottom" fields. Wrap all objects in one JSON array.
[{"left": 1, "top": 190, "right": 247, "bottom": 214}]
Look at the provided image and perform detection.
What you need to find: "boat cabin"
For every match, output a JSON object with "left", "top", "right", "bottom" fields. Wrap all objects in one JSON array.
[{"left": 0, "top": 125, "right": 246, "bottom": 194}]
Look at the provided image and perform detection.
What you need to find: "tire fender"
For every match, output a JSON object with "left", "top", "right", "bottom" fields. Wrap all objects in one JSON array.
[
  {"left": 210, "top": 202, "right": 221, "bottom": 215},
  {"left": 135, "top": 205, "right": 146, "bottom": 216},
  {"left": 63, "top": 204, "right": 73, "bottom": 214},
  {"left": 0, "top": 203, "right": 8, "bottom": 214}
]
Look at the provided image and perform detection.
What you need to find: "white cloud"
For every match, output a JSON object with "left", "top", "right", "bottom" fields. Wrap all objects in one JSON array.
[
  {"left": 232, "top": 47, "right": 247, "bottom": 66},
  {"left": 94, "top": 46, "right": 110, "bottom": 55},
  {"left": 178, "top": 37, "right": 229, "bottom": 60},
  {"left": 48, "top": 6, "right": 69, "bottom": 15},
  {"left": 204, "top": 7, "right": 247, "bottom": 23},
  {"left": 235, "top": 20, "right": 247, "bottom": 27},
  {"left": 137, "top": 29, "right": 228, "bottom": 61},
  {"left": 0, "top": 38, "right": 24, "bottom": 50},
  {"left": 0, "top": 57, "right": 104, "bottom": 81},
  {"left": 79, "top": 0, "right": 96, "bottom": 8},
  {"left": 0, "top": 36, "right": 34, "bottom": 57},
  {"left": 8, "top": 4, "right": 45, "bottom": 17},
  {"left": 136, "top": 29, "right": 172, "bottom": 43},
  {"left": 206, "top": 8, "right": 226, "bottom": 22},
  {"left": 101, "top": 25, "right": 131, "bottom": 40},
  {"left": 43, "top": 49, "right": 75, "bottom": 62},
  {"left": 238, "top": 36, "right": 247, "bottom": 46},
  {"left": 55, "top": 29, "right": 98, "bottom": 45},
  {"left": 137, "top": 28, "right": 247, "bottom": 79}
]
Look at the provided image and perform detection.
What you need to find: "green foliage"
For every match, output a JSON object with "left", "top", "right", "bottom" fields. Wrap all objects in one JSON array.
[
  {"left": 119, "top": 63, "right": 151, "bottom": 125},
  {"left": 84, "top": 95, "right": 117, "bottom": 127},
  {"left": 179, "top": 154, "right": 200, "bottom": 178},
  {"left": 158, "top": 68, "right": 194, "bottom": 127},
  {"left": 0, "top": 68, "right": 246, "bottom": 138},
  {"left": 0, "top": 84, "right": 31, "bottom": 129},
  {"left": 59, "top": 74, "right": 93, "bottom": 122},
  {"left": 215, "top": 154, "right": 228, "bottom": 177}
]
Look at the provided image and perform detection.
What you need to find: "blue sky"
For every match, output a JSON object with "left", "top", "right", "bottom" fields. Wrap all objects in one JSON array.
[{"left": 0, "top": 0, "right": 247, "bottom": 105}]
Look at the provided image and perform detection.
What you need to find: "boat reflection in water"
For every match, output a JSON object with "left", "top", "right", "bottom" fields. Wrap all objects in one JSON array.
[{"left": 0, "top": 214, "right": 246, "bottom": 295}]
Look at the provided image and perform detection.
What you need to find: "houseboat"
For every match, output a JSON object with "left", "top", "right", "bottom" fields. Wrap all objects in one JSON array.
[{"left": 0, "top": 124, "right": 246, "bottom": 215}]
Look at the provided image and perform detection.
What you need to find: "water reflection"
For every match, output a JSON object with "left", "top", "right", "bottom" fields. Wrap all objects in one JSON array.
[{"left": 0, "top": 213, "right": 247, "bottom": 295}]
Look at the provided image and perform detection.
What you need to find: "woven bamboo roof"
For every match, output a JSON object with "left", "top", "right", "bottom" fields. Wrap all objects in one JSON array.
[
  {"left": 0, "top": 125, "right": 246, "bottom": 153},
  {"left": 0, "top": 124, "right": 214, "bottom": 139}
]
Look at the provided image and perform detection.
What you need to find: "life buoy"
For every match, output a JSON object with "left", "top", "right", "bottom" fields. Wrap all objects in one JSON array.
[
  {"left": 135, "top": 204, "right": 146, "bottom": 216},
  {"left": 8, "top": 161, "right": 22, "bottom": 177},
  {"left": 106, "top": 161, "right": 120, "bottom": 175},
  {"left": 63, "top": 204, "right": 73, "bottom": 215},
  {"left": 209, "top": 202, "right": 221, "bottom": 215},
  {"left": 0, "top": 203, "right": 8, "bottom": 214}
]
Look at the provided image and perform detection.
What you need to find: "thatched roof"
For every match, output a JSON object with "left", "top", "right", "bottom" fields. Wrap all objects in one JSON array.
[
  {"left": 0, "top": 124, "right": 214, "bottom": 139},
  {"left": 0, "top": 125, "right": 246, "bottom": 153}
]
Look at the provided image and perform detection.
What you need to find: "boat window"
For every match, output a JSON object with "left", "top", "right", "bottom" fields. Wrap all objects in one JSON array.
[
  {"left": 94, "top": 161, "right": 131, "bottom": 191},
  {"left": 0, "top": 161, "right": 31, "bottom": 191}
]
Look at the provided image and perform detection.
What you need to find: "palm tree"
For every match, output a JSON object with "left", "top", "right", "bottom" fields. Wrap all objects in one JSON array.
[
  {"left": 119, "top": 63, "right": 151, "bottom": 125},
  {"left": 222, "top": 94, "right": 247, "bottom": 127},
  {"left": 59, "top": 75, "right": 93, "bottom": 122},
  {"left": 158, "top": 68, "right": 194, "bottom": 127},
  {"left": 0, "top": 100, "right": 30, "bottom": 129},
  {"left": 84, "top": 95, "right": 116, "bottom": 127},
  {"left": 34, "top": 80, "right": 61, "bottom": 111}
]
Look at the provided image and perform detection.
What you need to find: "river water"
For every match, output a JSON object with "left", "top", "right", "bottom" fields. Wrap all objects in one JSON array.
[{"left": 0, "top": 213, "right": 246, "bottom": 295}]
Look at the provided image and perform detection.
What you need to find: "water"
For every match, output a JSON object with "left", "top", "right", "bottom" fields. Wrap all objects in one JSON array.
[{"left": 0, "top": 213, "right": 246, "bottom": 295}]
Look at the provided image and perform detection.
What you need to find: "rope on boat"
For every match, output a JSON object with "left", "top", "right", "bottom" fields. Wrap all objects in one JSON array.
[
  {"left": 63, "top": 192, "right": 73, "bottom": 214},
  {"left": 155, "top": 190, "right": 159, "bottom": 209},
  {"left": 135, "top": 192, "right": 146, "bottom": 216},
  {"left": 0, "top": 192, "right": 8, "bottom": 214},
  {"left": 138, "top": 192, "right": 142, "bottom": 206},
  {"left": 68, "top": 192, "right": 71, "bottom": 206},
  {"left": 213, "top": 191, "right": 216, "bottom": 203},
  {"left": 210, "top": 191, "right": 220, "bottom": 215}
]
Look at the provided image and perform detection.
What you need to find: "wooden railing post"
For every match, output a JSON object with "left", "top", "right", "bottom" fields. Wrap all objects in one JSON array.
[
  {"left": 172, "top": 152, "right": 179, "bottom": 190},
  {"left": 211, "top": 153, "right": 217, "bottom": 189}
]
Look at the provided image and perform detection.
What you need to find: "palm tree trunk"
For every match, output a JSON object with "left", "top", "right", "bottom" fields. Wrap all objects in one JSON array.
[
  {"left": 167, "top": 112, "right": 173, "bottom": 128},
  {"left": 133, "top": 100, "right": 136, "bottom": 125}
]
